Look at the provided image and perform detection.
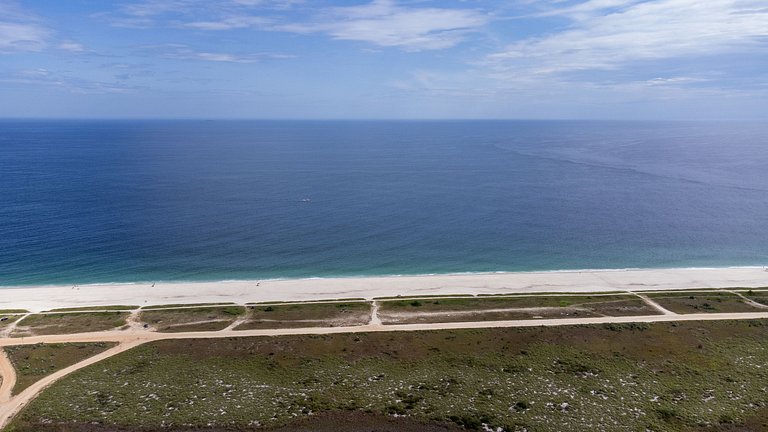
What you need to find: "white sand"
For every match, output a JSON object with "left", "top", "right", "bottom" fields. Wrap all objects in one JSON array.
[{"left": 1, "top": 267, "right": 767, "bottom": 312}]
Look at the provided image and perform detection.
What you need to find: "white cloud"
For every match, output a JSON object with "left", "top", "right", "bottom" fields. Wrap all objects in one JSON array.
[
  {"left": 0, "top": 2, "right": 89, "bottom": 54},
  {"left": 280, "top": 0, "right": 489, "bottom": 51},
  {"left": 104, "top": 0, "right": 298, "bottom": 28},
  {"left": 109, "top": 0, "right": 488, "bottom": 51},
  {"left": 59, "top": 41, "right": 86, "bottom": 52},
  {"left": 176, "top": 50, "right": 293, "bottom": 62},
  {"left": 141, "top": 44, "right": 294, "bottom": 63},
  {"left": 489, "top": 0, "right": 768, "bottom": 74},
  {"left": 183, "top": 16, "right": 271, "bottom": 30},
  {"left": 0, "top": 16, "right": 49, "bottom": 53}
]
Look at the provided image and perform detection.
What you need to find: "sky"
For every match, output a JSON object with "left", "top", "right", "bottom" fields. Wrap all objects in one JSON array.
[{"left": 0, "top": 0, "right": 766, "bottom": 119}]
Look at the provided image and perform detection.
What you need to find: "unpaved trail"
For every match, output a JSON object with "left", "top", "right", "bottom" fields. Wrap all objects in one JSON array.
[
  {"left": 0, "top": 340, "right": 142, "bottom": 430},
  {"left": 221, "top": 315, "right": 250, "bottom": 331},
  {"left": 629, "top": 292, "right": 677, "bottom": 315},
  {"left": 725, "top": 290, "right": 768, "bottom": 310},
  {"left": 369, "top": 301, "right": 382, "bottom": 325},
  {"left": 3, "top": 311, "right": 768, "bottom": 429},
  {"left": 0, "top": 349, "right": 16, "bottom": 404},
  {"left": 0, "top": 315, "right": 28, "bottom": 339}
]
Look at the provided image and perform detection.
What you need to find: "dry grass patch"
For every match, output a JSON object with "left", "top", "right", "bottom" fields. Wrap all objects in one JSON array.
[
  {"left": 139, "top": 306, "right": 246, "bottom": 332},
  {"left": 12, "top": 312, "right": 129, "bottom": 337},
  {"left": 48, "top": 306, "right": 138, "bottom": 312},
  {"left": 377, "top": 295, "right": 658, "bottom": 324},
  {"left": 236, "top": 302, "right": 371, "bottom": 330},
  {"left": 646, "top": 292, "right": 762, "bottom": 314},
  {"left": 1, "top": 315, "right": 24, "bottom": 331}
]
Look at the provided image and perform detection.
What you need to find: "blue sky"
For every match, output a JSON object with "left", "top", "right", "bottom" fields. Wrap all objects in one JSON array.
[{"left": 0, "top": 0, "right": 766, "bottom": 119}]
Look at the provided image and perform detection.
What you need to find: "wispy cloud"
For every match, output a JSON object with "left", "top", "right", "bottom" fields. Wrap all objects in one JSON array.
[
  {"left": 0, "top": 1, "right": 90, "bottom": 55},
  {"left": 0, "top": 68, "right": 139, "bottom": 93},
  {"left": 137, "top": 43, "right": 294, "bottom": 63},
  {"left": 277, "top": 0, "right": 489, "bottom": 51},
  {"left": 104, "top": 0, "right": 488, "bottom": 51},
  {"left": 0, "top": 1, "right": 50, "bottom": 53},
  {"left": 488, "top": 0, "right": 768, "bottom": 74},
  {"left": 182, "top": 16, "right": 271, "bottom": 31},
  {"left": 101, "top": 0, "right": 295, "bottom": 28}
]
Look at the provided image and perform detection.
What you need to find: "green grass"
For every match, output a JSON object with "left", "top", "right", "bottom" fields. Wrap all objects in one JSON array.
[
  {"left": 4, "top": 342, "right": 116, "bottom": 395},
  {"left": 10, "top": 320, "right": 768, "bottom": 432},
  {"left": 0, "top": 309, "right": 29, "bottom": 314},
  {"left": 47, "top": 306, "right": 138, "bottom": 312},
  {"left": 139, "top": 306, "right": 246, "bottom": 332},
  {"left": 12, "top": 312, "right": 130, "bottom": 337}
]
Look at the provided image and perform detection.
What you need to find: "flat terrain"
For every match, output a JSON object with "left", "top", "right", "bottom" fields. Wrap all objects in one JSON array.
[
  {"left": 237, "top": 302, "right": 371, "bottom": 329},
  {"left": 0, "top": 317, "right": 23, "bottom": 333},
  {"left": 139, "top": 306, "right": 246, "bottom": 332},
  {"left": 3, "top": 267, "right": 768, "bottom": 312},
  {"left": 3, "top": 343, "right": 115, "bottom": 395},
  {"left": 646, "top": 291, "right": 764, "bottom": 314},
  {"left": 11, "top": 313, "right": 130, "bottom": 337},
  {"left": 2, "top": 289, "right": 768, "bottom": 431},
  {"left": 377, "top": 295, "right": 659, "bottom": 324},
  {"left": 7, "top": 320, "right": 768, "bottom": 432}
]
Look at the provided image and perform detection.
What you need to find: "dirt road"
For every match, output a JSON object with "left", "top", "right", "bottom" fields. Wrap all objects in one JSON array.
[
  {"left": 2, "top": 311, "right": 768, "bottom": 429},
  {"left": 0, "top": 350, "right": 15, "bottom": 404}
]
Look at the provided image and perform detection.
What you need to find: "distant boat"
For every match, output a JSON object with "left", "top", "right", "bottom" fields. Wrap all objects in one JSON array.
[{"left": 300, "top": 198, "right": 311, "bottom": 202}]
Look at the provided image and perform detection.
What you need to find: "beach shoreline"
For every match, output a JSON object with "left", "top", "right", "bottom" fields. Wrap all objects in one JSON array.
[{"left": 2, "top": 267, "right": 767, "bottom": 312}]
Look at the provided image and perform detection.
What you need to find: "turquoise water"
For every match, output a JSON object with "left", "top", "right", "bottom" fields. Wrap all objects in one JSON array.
[{"left": 1, "top": 120, "right": 767, "bottom": 286}]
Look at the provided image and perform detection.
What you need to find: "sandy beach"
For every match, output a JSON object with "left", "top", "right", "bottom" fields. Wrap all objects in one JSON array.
[{"left": 0, "top": 267, "right": 766, "bottom": 312}]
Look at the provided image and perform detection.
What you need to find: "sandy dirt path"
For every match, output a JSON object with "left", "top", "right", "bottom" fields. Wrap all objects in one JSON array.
[
  {"left": 2, "top": 311, "right": 768, "bottom": 429},
  {"left": 0, "top": 341, "right": 142, "bottom": 430},
  {"left": 629, "top": 292, "right": 677, "bottom": 315},
  {"left": 0, "top": 350, "right": 16, "bottom": 404}
]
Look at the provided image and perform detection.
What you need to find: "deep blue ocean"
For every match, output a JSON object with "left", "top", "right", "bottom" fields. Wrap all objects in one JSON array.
[{"left": 1, "top": 120, "right": 767, "bottom": 286}]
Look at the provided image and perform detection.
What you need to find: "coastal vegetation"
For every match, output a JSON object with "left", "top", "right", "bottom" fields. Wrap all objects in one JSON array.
[
  {"left": 4, "top": 342, "right": 116, "bottom": 395},
  {"left": 11, "top": 312, "right": 130, "bottom": 337},
  {"left": 377, "top": 294, "right": 660, "bottom": 324},
  {"left": 48, "top": 306, "right": 139, "bottom": 312},
  {"left": 646, "top": 291, "right": 762, "bottom": 314},
  {"left": 139, "top": 306, "right": 246, "bottom": 332},
  {"left": 236, "top": 302, "right": 370, "bottom": 330},
  {"left": 8, "top": 320, "right": 768, "bottom": 431}
]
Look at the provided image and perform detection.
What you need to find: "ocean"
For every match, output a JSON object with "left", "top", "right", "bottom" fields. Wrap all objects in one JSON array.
[{"left": 1, "top": 120, "right": 767, "bottom": 286}]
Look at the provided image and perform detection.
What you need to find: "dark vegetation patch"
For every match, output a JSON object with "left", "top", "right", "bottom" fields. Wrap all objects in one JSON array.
[
  {"left": 10, "top": 320, "right": 768, "bottom": 432},
  {"left": 5, "top": 342, "right": 116, "bottom": 395},
  {"left": 8, "top": 411, "right": 465, "bottom": 432}
]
